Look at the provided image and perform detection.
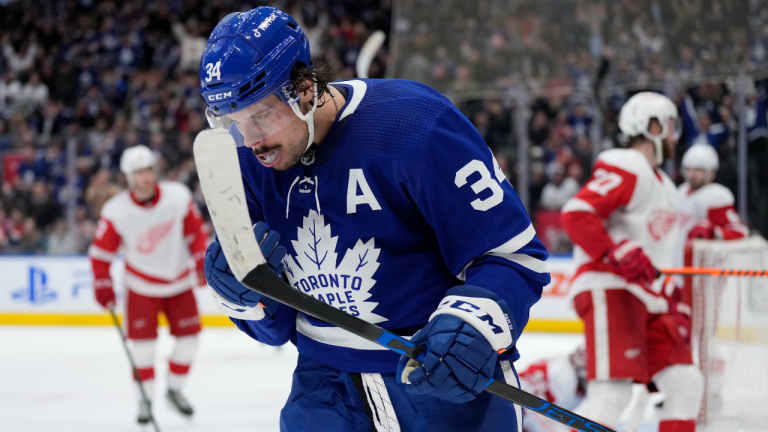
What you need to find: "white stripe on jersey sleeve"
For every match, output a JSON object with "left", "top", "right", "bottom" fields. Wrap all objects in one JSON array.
[
  {"left": 296, "top": 314, "right": 414, "bottom": 351},
  {"left": 456, "top": 223, "right": 548, "bottom": 280},
  {"left": 562, "top": 197, "right": 597, "bottom": 214},
  {"left": 486, "top": 252, "right": 549, "bottom": 274},
  {"left": 88, "top": 244, "right": 116, "bottom": 262},
  {"left": 489, "top": 223, "right": 536, "bottom": 254}
]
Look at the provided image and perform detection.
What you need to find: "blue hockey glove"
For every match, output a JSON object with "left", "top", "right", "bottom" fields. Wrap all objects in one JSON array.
[
  {"left": 204, "top": 222, "right": 286, "bottom": 318},
  {"left": 396, "top": 285, "right": 518, "bottom": 404}
]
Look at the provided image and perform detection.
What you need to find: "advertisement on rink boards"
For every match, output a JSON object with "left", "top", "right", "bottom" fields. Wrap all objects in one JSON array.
[{"left": 0, "top": 255, "right": 580, "bottom": 331}]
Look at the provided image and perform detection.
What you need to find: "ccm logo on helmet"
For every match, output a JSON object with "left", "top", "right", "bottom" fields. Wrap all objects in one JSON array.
[{"left": 207, "top": 91, "right": 232, "bottom": 101}]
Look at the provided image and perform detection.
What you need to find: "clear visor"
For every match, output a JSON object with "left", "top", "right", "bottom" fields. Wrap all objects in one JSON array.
[{"left": 206, "top": 95, "right": 297, "bottom": 144}]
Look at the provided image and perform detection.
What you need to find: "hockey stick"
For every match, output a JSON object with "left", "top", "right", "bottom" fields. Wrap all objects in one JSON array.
[
  {"left": 660, "top": 267, "right": 768, "bottom": 277},
  {"left": 194, "top": 128, "right": 615, "bottom": 432},
  {"left": 109, "top": 309, "right": 161, "bottom": 432},
  {"left": 356, "top": 30, "right": 386, "bottom": 79}
]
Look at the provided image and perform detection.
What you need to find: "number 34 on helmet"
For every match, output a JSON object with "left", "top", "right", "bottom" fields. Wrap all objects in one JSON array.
[{"left": 199, "top": 7, "right": 318, "bottom": 149}]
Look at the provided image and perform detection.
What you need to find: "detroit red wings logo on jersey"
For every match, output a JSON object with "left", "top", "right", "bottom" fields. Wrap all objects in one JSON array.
[
  {"left": 136, "top": 219, "right": 175, "bottom": 254},
  {"left": 648, "top": 209, "right": 678, "bottom": 240}
]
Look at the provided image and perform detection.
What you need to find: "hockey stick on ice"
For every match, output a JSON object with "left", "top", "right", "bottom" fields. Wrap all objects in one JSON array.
[
  {"left": 193, "top": 129, "right": 615, "bottom": 432},
  {"left": 659, "top": 267, "right": 768, "bottom": 277},
  {"left": 109, "top": 309, "right": 161, "bottom": 432}
]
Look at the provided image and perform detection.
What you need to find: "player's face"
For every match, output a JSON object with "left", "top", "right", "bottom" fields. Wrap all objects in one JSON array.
[
  {"left": 243, "top": 94, "right": 313, "bottom": 171},
  {"left": 684, "top": 168, "right": 709, "bottom": 190},
  {"left": 131, "top": 167, "right": 156, "bottom": 196},
  {"left": 226, "top": 95, "right": 298, "bottom": 147},
  {"left": 246, "top": 117, "right": 309, "bottom": 171}
]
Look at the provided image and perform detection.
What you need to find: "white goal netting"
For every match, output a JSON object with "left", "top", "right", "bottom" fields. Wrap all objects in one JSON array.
[{"left": 690, "top": 236, "right": 768, "bottom": 432}]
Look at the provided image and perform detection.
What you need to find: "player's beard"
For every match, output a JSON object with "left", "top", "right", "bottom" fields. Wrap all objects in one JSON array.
[{"left": 252, "top": 126, "right": 310, "bottom": 171}]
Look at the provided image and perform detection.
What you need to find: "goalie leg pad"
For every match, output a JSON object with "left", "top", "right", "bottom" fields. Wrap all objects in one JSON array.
[
  {"left": 652, "top": 364, "right": 704, "bottom": 421},
  {"left": 574, "top": 379, "right": 633, "bottom": 428}
]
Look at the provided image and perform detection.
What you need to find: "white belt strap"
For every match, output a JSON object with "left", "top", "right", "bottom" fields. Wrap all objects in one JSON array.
[{"left": 361, "top": 373, "right": 401, "bottom": 432}]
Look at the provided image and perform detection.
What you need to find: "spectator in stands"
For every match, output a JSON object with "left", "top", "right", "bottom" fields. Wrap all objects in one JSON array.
[
  {"left": 1, "top": 36, "right": 37, "bottom": 77},
  {"left": 0, "top": 70, "right": 22, "bottom": 116},
  {"left": 84, "top": 168, "right": 120, "bottom": 218},
  {"left": 172, "top": 20, "right": 207, "bottom": 73},
  {"left": 46, "top": 218, "right": 78, "bottom": 255},
  {"left": 28, "top": 181, "right": 61, "bottom": 230},
  {"left": 19, "top": 72, "right": 48, "bottom": 112},
  {"left": 567, "top": 102, "right": 592, "bottom": 139},
  {"left": 18, "top": 217, "right": 43, "bottom": 254},
  {"left": 529, "top": 111, "right": 551, "bottom": 147},
  {"left": 36, "top": 101, "right": 68, "bottom": 143},
  {"left": 0, "top": 120, "right": 12, "bottom": 151},
  {"left": 2, "top": 181, "right": 27, "bottom": 215},
  {"left": 16, "top": 146, "right": 44, "bottom": 187},
  {"left": 74, "top": 205, "right": 95, "bottom": 253},
  {"left": 540, "top": 163, "right": 580, "bottom": 210},
  {"left": 4, "top": 207, "right": 25, "bottom": 252},
  {"left": 746, "top": 81, "right": 768, "bottom": 235}
]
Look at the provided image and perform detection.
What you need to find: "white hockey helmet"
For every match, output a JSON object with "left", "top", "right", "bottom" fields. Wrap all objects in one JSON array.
[
  {"left": 682, "top": 144, "right": 719, "bottom": 171},
  {"left": 618, "top": 92, "right": 678, "bottom": 165},
  {"left": 120, "top": 145, "right": 157, "bottom": 175}
]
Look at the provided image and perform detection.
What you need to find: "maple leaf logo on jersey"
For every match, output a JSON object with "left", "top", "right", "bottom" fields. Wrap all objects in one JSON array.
[
  {"left": 136, "top": 219, "right": 175, "bottom": 254},
  {"left": 648, "top": 209, "right": 678, "bottom": 241},
  {"left": 283, "top": 210, "right": 386, "bottom": 323}
]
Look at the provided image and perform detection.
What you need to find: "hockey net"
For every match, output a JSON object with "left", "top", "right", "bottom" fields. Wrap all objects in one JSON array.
[{"left": 689, "top": 236, "right": 768, "bottom": 432}]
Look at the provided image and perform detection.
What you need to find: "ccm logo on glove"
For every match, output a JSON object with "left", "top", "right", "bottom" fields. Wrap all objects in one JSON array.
[{"left": 430, "top": 295, "right": 515, "bottom": 352}]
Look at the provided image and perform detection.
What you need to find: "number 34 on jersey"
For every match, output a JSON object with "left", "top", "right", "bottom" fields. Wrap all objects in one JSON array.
[{"left": 347, "top": 155, "right": 508, "bottom": 215}]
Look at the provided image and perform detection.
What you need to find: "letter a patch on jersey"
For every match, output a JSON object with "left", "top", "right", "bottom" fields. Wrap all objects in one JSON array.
[
  {"left": 283, "top": 210, "right": 387, "bottom": 323},
  {"left": 347, "top": 169, "right": 382, "bottom": 214}
]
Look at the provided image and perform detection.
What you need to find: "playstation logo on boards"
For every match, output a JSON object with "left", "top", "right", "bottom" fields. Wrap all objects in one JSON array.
[{"left": 12, "top": 266, "right": 57, "bottom": 305}]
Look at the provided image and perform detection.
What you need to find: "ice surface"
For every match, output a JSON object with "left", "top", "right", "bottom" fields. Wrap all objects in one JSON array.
[
  {"left": 1, "top": 326, "right": 297, "bottom": 432},
  {"left": 0, "top": 326, "right": 597, "bottom": 431}
]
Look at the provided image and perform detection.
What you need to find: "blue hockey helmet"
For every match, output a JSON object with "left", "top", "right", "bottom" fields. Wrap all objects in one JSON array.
[{"left": 200, "top": 7, "right": 319, "bottom": 149}]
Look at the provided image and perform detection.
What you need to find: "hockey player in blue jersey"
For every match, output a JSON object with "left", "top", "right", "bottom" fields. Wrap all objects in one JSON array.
[{"left": 201, "top": 7, "right": 550, "bottom": 432}]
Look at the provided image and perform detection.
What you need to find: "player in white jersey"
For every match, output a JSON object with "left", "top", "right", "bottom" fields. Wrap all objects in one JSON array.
[
  {"left": 562, "top": 93, "right": 704, "bottom": 431},
  {"left": 88, "top": 146, "right": 208, "bottom": 424},
  {"left": 519, "top": 347, "right": 587, "bottom": 432},
  {"left": 676, "top": 144, "right": 747, "bottom": 264}
]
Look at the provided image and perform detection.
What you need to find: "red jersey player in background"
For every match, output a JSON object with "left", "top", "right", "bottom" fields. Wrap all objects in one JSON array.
[
  {"left": 519, "top": 347, "right": 587, "bottom": 432},
  {"left": 88, "top": 145, "right": 208, "bottom": 424},
  {"left": 561, "top": 92, "right": 704, "bottom": 432}
]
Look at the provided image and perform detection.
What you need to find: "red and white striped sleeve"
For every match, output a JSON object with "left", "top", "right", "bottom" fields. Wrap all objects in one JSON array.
[
  {"left": 561, "top": 160, "right": 638, "bottom": 261},
  {"left": 183, "top": 200, "right": 208, "bottom": 273},
  {"left": 89, "top": 218, "right": 122, "bottom": 283}
]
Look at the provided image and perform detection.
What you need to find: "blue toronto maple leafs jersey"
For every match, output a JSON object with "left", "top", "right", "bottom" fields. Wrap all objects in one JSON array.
[{"left": 228, "top": 79, "right": 550, "bottom": 373}]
